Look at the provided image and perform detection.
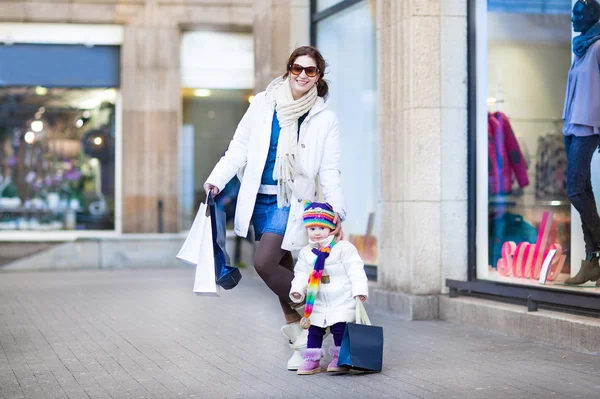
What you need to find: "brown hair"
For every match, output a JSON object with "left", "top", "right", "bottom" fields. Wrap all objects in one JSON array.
[{"left": 282, "top": 46, "right": 329, "bottom": 97}]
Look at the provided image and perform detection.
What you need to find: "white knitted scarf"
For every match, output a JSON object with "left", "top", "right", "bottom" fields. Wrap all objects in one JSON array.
[{"left": 268, "top": 76, "right": 318, "bottom": 208}]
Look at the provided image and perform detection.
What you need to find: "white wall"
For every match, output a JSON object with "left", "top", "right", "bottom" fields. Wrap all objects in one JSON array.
[{"left": 181, "top": 31, "right": 254, "bottom": 90}]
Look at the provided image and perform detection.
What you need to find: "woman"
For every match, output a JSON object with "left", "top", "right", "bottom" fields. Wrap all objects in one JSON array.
[{"left": 203, "top": 46, "right": 346, "bottom": 370}]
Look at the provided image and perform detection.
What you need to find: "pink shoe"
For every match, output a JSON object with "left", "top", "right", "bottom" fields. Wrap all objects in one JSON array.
[
  {"left": 297, "top": 348, "right": 322, "bottom": 375},
  {"left": 327, "top": 346, "right": 349, "bottom": 373}
]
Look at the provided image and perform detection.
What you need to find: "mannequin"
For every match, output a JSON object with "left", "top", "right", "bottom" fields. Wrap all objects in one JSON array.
[{"left": 563, "top": 0, "right": 600, "bottom": 285}]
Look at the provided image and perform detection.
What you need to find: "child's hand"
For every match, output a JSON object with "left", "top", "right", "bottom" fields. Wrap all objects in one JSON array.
[
  {"left": 356, "top": 295, "right": 366, "bottom": 302},
  {"left": 292, "top": 292, "right": 302, "bottom": 300}
]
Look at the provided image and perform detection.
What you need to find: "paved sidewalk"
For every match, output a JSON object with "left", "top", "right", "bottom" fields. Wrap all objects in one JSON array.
[{"left": 1, "top": 269, "right": 600, "bottom": 399}]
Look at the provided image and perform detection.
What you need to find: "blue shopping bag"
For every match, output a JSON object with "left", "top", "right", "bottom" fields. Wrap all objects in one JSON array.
[
  {"left": 337, "top": 299, "right": 384, "bottom": 372},
  {"left": 207, "top": 192, "right": 242, "bottom": 290}
]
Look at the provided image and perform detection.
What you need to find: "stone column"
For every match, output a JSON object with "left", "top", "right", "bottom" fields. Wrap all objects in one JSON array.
[
  {"left": 121, "top": 1, "right": 181, "bottom": 233},
  {"left": 253, "top": 0, "right": 310, "bottom": 92},
  {"left": 374, "top": 0, "right": 468, "bottom": 319}
]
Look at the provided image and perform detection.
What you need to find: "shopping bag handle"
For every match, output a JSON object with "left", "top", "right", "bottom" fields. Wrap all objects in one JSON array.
[
  {"left": 355, "top": 297, "right": 371, "bottom": 326},
  {"left": 206, "top": 190, "right": 215, "bottom": 204},
  {"left": 204, "top": 191, "right": 214, "bottom": 217}
]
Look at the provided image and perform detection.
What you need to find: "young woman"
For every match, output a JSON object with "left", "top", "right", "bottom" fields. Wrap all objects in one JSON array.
[{"left": 204, "top": 46, "right": 346, "bottom": 370}]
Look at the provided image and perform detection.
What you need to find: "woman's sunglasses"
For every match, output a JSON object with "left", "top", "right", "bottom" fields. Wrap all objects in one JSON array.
[{"left": 289, "top": 64, "right": 319, "bottom": 78}]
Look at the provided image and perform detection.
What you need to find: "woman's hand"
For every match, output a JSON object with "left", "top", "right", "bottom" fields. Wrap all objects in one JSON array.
[
  {"left": 330, "top": 212, "right": 344, "bottom": 241},
  {"left": 291, "top": 292, "right": 302, "bottom": 301},
  {"left": 203, "top": 183, "right": 220, "bottom": 197},
  {"left": 356, "top": 295, "right": 366, "bottom": 302}
]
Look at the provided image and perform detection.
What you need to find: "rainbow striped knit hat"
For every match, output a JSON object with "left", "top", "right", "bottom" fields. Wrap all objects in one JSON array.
[{"left": 303, "top": 201, "right": 336, "bottom": 230}]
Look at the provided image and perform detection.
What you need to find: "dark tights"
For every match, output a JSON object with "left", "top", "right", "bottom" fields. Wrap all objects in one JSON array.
[{"left": 253, "top": 233, "right": 299, "bottom": 318}]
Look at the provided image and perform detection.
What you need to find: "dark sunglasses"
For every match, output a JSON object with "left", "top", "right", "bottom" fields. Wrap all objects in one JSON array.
[{"left": 289, "top": 64, "right": 319, "bottom": 78}]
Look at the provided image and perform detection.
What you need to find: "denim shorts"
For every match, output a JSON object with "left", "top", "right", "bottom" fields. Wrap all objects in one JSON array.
[{"left": 251, "top": 194, "right": 290, "bottom": 240}]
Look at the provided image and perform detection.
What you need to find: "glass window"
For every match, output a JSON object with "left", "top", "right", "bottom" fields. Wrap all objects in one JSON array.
[
  {"left": 0, "top": 87, "right": 117, "bottom": 231},
  {"left": 316, "top": 0, "right": 378, "bottom": 265},
  {"left": 180, "top": 89, "right": 252, "bottom": 229},
  {"left": 477, "top": 1, "right": 594, "bottom": 291},
  {"left": 316, "top": 0, "right": 346, "bottom": 13}
]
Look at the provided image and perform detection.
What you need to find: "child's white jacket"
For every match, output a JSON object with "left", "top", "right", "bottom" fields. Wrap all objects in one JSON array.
[{"left": 290, "top": 236, "right": 369, "bottom": 328}]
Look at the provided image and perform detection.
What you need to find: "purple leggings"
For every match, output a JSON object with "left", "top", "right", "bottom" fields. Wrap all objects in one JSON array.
[{"left": 307, "top": 322, "right": 347, "bottom": 348}]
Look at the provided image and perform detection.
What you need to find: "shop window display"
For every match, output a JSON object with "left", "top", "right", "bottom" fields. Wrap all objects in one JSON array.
[
  {"left": 480, "top": 0, "right": 600, "bottom": 294},
  {"left": 0, "top": 87, "right": 116, "bottom": 231},
  {"left": 482, "top": 3, "right": 576, "bottom": 288}
]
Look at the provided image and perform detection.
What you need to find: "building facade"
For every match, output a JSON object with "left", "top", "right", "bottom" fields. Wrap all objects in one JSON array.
[
  {"left": 0, "top": 0, "right": 468, "bottom": 312},
  {"left": 2, "top": 0, "right": 599, "bottom": 349}
]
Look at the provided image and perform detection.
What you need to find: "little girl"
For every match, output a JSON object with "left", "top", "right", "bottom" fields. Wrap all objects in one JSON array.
[{"left": 290, "top": 202, "right": 368, "bottom": 375}]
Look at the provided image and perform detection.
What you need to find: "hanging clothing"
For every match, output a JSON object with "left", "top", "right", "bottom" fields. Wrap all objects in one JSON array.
[
  {"left": 488, "top": 112, "right": 530, "bottom": 195},
  {"left": 535, "top": 134, "right": 568, "bottom": 200},
  {"left": 488, "top": 212, "right": 538, "bottom": 267}
]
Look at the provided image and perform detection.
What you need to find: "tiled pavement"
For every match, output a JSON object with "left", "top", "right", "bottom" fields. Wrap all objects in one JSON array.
[{"left": 1, "top": 268, "right": 600, "bottom": 399}]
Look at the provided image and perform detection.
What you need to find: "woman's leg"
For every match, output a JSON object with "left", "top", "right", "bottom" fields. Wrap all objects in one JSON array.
[
  {"left": 280, "top": 251, "right": 295, "bottom": 272},
  {"left": 253, "top": 239, "right": 300, "bottom": 322},
  {"left": 279, "top": 252, "right": 302, "bottom": 323},
  {"left": 253, "top": 232, "right": 295, "bottom": 301}
]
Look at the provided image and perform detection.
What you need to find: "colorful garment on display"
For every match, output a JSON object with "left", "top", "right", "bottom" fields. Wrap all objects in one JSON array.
[
  {"left": 489, "top": 212, "right": 538, "bottom": 267},
  {"left": 488, "top": 112, "right": 530, "bottom": 195},
  {"left": 535, "top": 134, "right": 567, "bottom": 200},
  {"left": 300, "top": 239, "right": 335, "bottom": 329}
]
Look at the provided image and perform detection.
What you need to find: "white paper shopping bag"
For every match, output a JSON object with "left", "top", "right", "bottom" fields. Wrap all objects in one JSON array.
[
  {"left": 176, "top": 202, "right": 219, "bottom": 296},
  {"left": 177, "top": 202, "right": 208, "bottom": 265}
]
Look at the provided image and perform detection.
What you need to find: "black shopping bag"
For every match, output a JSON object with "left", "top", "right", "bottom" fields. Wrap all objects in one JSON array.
[
  {"left": 337, "top": 299, "right": 384, "bottom": 372},
  {"left": 207, "top": 192, "right": 242, "bottom": 290}
]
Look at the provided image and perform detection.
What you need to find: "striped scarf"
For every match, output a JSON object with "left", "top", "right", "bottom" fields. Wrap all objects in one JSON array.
[{"left": 300, "top": 239, "right": 335, "bottom": 329}]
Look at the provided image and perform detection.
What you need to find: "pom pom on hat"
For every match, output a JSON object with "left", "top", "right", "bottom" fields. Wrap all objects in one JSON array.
[{"left": 303, "top": 201, "right": 336, "bottom": 230}]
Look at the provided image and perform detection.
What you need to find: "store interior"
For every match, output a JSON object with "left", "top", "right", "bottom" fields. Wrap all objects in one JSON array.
[
  {"left": 484, "top": 11, "right": 600, "bottom": 293},
  {"left": 0, "top": 86, "right": 116, "bottom": 231}
]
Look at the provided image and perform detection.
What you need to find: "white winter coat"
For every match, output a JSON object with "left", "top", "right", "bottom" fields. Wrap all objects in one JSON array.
[
  {"left": 290, "top": 237, "right": 369, "bottom": 328},
  {"left": 205, "top": 82, "right": 346, "bottom": 251}
]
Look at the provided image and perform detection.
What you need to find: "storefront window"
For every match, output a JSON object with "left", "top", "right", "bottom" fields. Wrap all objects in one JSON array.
[
  {"left": 0, "top": 87, "right": 117, "bottom": 231},
  {"left": 477, "top": 0, "right": 600, "bottom": 292},
  {"left": 315, "top": 0, "right": 378, "bottom": 265},
  {"left": 316, "top": 0, "right": 346, "bottom": 13},
  {"left": 180, "top": 88, "right": 252, "bottom": 229},
  {"left": 179, "top": 31, "right": 254, "bottom": 232}
]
